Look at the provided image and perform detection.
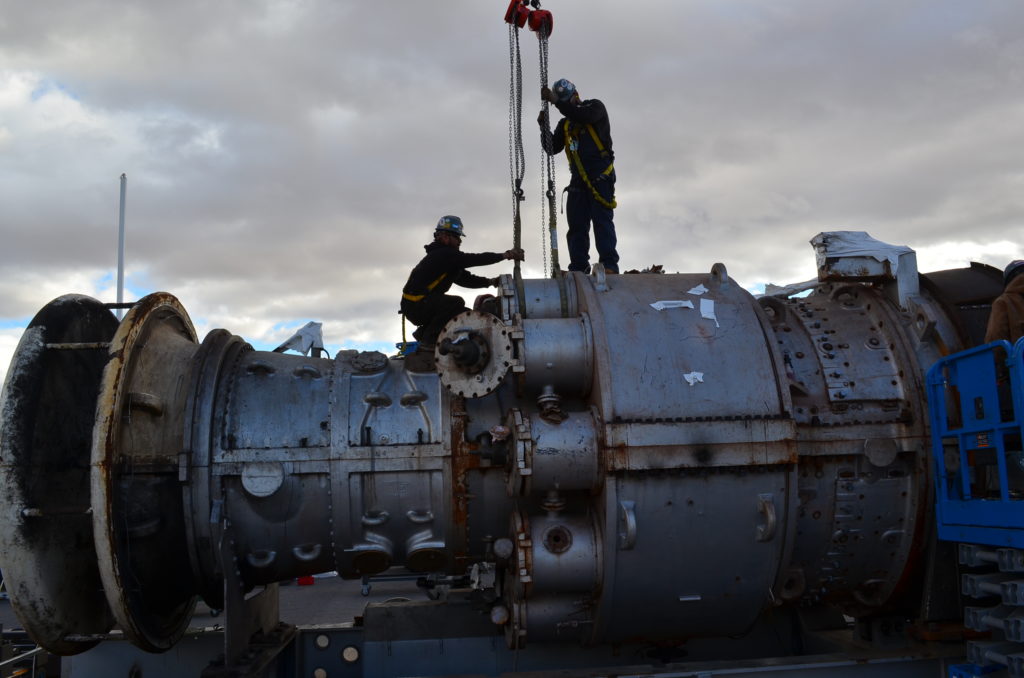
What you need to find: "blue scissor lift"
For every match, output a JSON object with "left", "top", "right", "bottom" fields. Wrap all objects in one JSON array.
[{"left": 928, "top": 339, "right": 1024, "bottom": 677}]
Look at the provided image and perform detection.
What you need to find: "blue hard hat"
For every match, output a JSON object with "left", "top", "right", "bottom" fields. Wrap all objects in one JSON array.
[
  {"left": 436, "top": 215, "right": 466, "bottom": 238},
  {"left": 552, "top": 78, "right": 576, "bottom": 102},
  {"left": 1004, "top": 260, "right": 1024, "bottom": 284}
]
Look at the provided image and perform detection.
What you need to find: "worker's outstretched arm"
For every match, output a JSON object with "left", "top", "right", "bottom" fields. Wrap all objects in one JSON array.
[
  {"left": 454, "top": 249, "right": 524, "bottom": 288},
  {"left": 456, "top": 271, "right": 498, "bottom": 289},
  {"left": 453, "top": 251, "right": 505, "bottom": 269}
]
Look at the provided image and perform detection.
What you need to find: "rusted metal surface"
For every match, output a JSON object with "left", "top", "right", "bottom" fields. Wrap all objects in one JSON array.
[
  {"left": 91, "top": 292, "right": 199, "bottom": 653},
  {"left": 0, "top": 240, "right": 1004, "bottom": 662},
  {"left": 449, "top": 395, "right": 478, "bottom": 571},
  {"left": 760, "top": 280, "right": 935, "bottom": 616},
  {"left": 0, "top": 295, "right": 119, "bottom": 655},
  {"left": 181, "top": 329, "right": 248, "bottom": 608}
]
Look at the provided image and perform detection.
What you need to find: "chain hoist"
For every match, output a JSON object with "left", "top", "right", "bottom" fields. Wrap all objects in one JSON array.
[
  {"left": 504, "top": 0, "right": 555, "bottom": 280},
  {"left": 507, "top": 21, "right": 525, "bottom": 280},
  {"left": 536, "top": 24, "right": 559, "bottom": 277}
]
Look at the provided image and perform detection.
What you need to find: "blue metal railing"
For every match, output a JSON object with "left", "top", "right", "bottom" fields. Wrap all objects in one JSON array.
[{"left": 928, "top": 338, "right": 1024, "bottom": 547}]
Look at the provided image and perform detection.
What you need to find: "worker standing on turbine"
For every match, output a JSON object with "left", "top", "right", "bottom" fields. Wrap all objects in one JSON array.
[{"left": 538, "top": 78, "right": 619, "bottom": 274}]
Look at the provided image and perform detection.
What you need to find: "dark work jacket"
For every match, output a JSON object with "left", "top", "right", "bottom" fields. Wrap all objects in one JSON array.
[
  {"left": 541, "top": 97, "right": 614, "bottom": 189},
  {"left": 986, "top": 274, "right": 1024, "bottom": 344},
  {"left": 401, "top": 241, "right": 503, "bottom": 307}
]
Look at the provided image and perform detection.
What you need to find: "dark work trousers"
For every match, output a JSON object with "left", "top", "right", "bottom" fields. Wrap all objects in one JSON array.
[
  {"left": 565, "top": 176, "right": 618, "bottom": 274},
  {"left": 401, "top": 294, "right": 467, "bottom": 347}
]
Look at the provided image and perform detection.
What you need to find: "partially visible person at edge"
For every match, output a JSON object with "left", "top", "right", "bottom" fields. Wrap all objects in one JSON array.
[
  {"left": 985, "top": 260, "right": 1024, "bottom": 344},
  {"left": 401, "top": 215, "right": 524, "bottom": 349},
  {"left": 537, "top": 77, "right": 619, "bottom": 275}
]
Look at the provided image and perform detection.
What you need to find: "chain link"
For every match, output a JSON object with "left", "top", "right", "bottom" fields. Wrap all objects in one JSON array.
[
  {"left": 538, "top": 31, "right": 548, "bottom": 276},
  {"left": 509, "top": 14, "right": 558, "bottom": 278},
  {"left": 508, "top": 25, "right": 525, "bottom": 279},
  {"left": 538, "top": 28, "right": 559, "bottom": 276}
]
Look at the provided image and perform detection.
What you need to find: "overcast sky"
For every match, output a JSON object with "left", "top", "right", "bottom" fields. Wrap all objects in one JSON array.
[{"left": 3, "top": 1, "right": 1024, "bottom": 384}]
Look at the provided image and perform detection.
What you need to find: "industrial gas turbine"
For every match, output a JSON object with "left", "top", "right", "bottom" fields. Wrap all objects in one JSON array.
[{"left": 0, "top": 233, "right": 1002, "bottom": 675}]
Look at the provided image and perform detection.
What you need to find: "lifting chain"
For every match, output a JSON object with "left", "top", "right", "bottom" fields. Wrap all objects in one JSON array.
[
  {"left": 507, "top": 1, "right": 556, "bottom": 280},
  {"left": 537, "top": 25, "right": 559, "bottom": 278},
  {"left": 508, "top": 24, "right": 526, "bottom": 281}
]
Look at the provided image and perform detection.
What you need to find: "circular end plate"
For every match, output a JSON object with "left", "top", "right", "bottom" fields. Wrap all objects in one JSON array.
[
  {"left": 436, "top": 311, "right": 514, "bottom": 399},
  {"left": 0, "top": 295, "right": 119, "bottom": 654},
  {"left": 91, "top": 292, "right": 200, "bottom": 652}
]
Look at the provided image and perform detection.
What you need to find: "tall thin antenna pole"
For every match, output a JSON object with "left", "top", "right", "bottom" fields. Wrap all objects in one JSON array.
[{"left": 117, "top": 173, "right": 127, "bottom": 320}]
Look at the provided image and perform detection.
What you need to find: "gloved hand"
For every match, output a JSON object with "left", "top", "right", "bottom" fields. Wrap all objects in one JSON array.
[
  {"left": 504, "top": 248, "right": 525, "bottom": 262},
  {"left": 488, "top": 277, "right": 500, "bottom": 287},
  {"left": 541, "top": 86, "right": 557, "bottom": 104},
  {"left": 537, "top": 109, "right": 548, "bottom": 127}
]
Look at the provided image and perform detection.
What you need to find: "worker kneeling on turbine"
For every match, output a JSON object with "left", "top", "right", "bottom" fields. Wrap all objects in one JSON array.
[{"left": 401, "top": 215, "right": 524, "bottom": 367}]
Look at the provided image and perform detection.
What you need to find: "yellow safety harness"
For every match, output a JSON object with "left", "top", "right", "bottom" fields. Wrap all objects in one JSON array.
[
  {"left": 402, "top": 272, "right": 447, "bottom": 302},
  {"left": 563, "top": 119, "right": 617, "bottom": 209}
]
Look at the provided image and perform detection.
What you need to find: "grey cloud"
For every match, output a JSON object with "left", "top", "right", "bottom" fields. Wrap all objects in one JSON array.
[{"left": 3, "top": 0, "right": 1024, "bottom": 385}]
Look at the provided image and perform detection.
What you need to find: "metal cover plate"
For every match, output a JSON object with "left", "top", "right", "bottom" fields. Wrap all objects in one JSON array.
[
  {"left": 0, "top": 295, "right": 119, "bottom": 654},
  {"left": 437, "top": 311, "right": 514, "bottom": 399}
]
